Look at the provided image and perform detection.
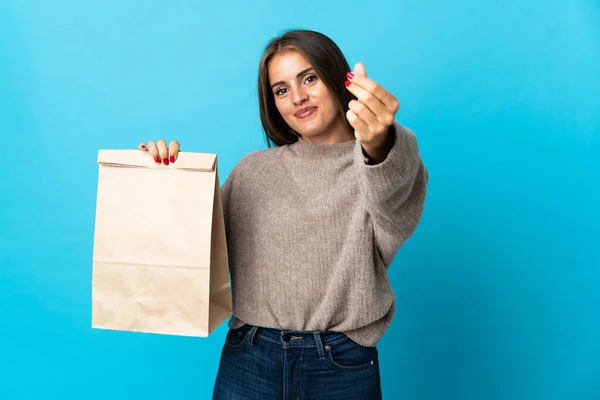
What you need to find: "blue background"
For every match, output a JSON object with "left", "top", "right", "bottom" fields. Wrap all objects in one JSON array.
[{"left": 1, "top": 0, "right": 599, "bottom": 399}]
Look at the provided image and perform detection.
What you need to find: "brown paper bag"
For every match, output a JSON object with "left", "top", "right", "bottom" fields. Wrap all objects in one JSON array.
[{"left": 91, "top": 150, "right": 232, "bottom": 337}]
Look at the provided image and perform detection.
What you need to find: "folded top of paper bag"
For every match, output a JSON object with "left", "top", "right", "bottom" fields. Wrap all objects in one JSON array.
[{"left": 97, "top": 150, "right": 217, "bottom": 171}]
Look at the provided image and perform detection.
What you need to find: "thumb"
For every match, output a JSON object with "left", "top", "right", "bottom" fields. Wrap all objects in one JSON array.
[{"left": 353, "top": 62, "right": 367, "bottom": 77}]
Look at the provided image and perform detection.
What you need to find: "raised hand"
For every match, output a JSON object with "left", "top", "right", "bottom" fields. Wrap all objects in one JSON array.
[{"left": 344, "top": 63, "right": 400, "bottom": 162}]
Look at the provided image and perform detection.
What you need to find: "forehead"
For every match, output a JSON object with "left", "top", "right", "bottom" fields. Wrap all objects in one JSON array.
[{"left": 268, "top": 50, "right": 313, "bottom": 83}]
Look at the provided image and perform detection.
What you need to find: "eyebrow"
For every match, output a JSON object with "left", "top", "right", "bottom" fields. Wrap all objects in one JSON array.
[{"left": 270, "top": 68, "right": 315, "bottom": 89}]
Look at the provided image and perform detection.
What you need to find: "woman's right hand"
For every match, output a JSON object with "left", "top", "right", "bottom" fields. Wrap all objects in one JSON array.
[{"left": 139, "top": 139, "right": 180, "bottom": 165}]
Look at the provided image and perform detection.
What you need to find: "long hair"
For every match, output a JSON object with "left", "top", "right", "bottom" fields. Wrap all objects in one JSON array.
[{"left": 258, "top": 29, "right": 356, "bottom": 147}]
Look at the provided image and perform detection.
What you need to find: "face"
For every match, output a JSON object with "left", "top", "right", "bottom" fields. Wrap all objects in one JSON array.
[{"left": 268, "top": 50, "right": 348, "bottom": 144}]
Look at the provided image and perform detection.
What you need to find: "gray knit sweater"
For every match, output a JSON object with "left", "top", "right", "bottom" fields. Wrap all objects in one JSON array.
[{"left": 220, "top": 122, "right": 428, "bottom": 347}]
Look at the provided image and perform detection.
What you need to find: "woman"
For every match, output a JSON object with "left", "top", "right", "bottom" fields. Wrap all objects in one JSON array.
[{"left": 139, "top": 29, "right": 428, "bottom": 400}]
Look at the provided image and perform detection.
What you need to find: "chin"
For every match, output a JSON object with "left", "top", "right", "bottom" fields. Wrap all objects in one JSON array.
[{"left": 293, "top": 120, "right": 327, "bottom": 138}]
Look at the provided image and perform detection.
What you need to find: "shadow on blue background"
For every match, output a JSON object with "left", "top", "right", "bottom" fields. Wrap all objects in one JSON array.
[{"left": 1, "top": 1, "right": 599, "bottom": 399}]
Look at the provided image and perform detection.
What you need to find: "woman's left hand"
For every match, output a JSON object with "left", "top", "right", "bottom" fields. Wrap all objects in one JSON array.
[{"left": 344, "top": 63, "right": 400, "bottom": 161}]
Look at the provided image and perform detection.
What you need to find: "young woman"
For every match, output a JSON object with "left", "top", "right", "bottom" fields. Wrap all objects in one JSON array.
[{"left": 139, "top": 29, "right": 428, "bottom": 400}]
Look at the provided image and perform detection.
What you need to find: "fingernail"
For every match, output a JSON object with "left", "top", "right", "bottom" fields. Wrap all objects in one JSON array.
[
  {"left": 346, "top": 72, "right": 354, "bottom": 80},
  {"left": 345, "top": 80, "right": 351, "bottom": 87},
  {"left": 170, "top": 155, "right": 175, "bottom": 163},
  {"left": 154, "top": 156, "right": 160, "bottom": 163},
  {"left": 141, "top": 145, "right": 146, "bottom": 150},
  {"left": 163, "top": 158, "right": 169, "bottom": 165}
]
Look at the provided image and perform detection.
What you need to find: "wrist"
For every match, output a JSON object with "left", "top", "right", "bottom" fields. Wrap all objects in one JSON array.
[{"left": 361, "top": 126, "right": 395, "bottom": 164}]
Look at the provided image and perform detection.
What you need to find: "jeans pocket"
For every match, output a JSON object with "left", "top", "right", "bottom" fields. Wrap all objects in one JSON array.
[
  {"left": 324, "top": 337, "right": 377, "bottom": 372},
  {"left": 224, "top": 325, "right": 252, "bottom": 350}
]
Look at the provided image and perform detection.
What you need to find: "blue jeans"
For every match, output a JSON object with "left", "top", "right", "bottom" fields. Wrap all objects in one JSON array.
[{"left": 212, "top": 324, "right": 382, "bottom": 399}]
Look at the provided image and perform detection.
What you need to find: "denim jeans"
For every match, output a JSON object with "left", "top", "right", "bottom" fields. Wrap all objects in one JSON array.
[{"left": 212, "top": 324, "right": 382, "bottom": 399}]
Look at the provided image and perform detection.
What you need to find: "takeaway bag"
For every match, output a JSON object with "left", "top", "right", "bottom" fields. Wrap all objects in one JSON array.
[{"left": 91, "top": 150, "right": 232, "bottom": 336}]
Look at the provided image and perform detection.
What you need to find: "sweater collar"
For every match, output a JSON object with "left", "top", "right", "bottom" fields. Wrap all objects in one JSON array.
[{"left": 288, "top": 137, "right": 356, "bottom": 158}]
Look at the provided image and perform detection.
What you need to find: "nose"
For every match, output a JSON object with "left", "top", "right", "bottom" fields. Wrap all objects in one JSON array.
[{"left": 292, "top": 87, "right": 309, "bottom": 106}]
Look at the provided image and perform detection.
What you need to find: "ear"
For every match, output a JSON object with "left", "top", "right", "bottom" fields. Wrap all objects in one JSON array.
[{"left": 353, "top": 62, "right": 367, "bottom": 77}]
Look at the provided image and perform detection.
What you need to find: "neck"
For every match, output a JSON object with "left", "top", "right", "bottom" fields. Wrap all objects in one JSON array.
[{"left": 299, "top": 117, "right": 354, "bottom": 145}]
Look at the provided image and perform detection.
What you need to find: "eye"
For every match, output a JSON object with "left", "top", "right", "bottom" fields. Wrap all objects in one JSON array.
[
  {"left": 274, "top": 87, "right": 288, "bottom": 96},
  {"left": 305, "top": 75, "right": 317, "bottom": 84}
]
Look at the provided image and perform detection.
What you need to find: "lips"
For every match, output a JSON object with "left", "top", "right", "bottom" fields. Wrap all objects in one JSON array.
[{"left": 295, "top": 106, "right": 317, "bottom": 118}]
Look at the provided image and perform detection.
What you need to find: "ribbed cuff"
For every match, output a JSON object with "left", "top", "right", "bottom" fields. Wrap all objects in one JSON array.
[{"left": 354, "top": 122, "right": 421, "bottom": 206}]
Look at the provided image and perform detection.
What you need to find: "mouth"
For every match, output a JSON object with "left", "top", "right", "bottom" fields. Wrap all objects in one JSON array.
[{"left": 294, "top": 106, "right": 317, "bottom": 119}]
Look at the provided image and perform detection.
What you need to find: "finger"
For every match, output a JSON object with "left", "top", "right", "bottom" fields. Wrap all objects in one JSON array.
[
  {"left": 148, "top": 141, "right": 160, "bottom": 163},
  {"left": 345, "top": 82, "right": 389, "bottom": 123},
  {"left": 138, "top": 143, "right": 147, "bottom": 151},
  {"left": 157, "top": 139, "right": 169, "bottom": 165},
  {"left": 168, "top": 140, "right": 180, "bottom": 163},
  {"left": 346, "top": 109, "right": 369, "bottom": 140},
  {"left": 346, "top": 73, "right": 399, "bottom": 112},
  {"left": 353, "top": 62, "right": 367, "bottom": 77},
  {"left": 348, "top": 99, "right": 380, "bottom": 129}
]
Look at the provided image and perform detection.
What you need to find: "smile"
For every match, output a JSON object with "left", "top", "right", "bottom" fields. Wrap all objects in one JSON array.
[{"left": 295, "top": 107, "right": 317, "bottom": 119}]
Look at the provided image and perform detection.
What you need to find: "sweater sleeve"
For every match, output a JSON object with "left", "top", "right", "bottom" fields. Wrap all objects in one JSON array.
[
  {"left": 219, "top": 152, "right": 258, "bottom": 248},
  {"left": 220, "top": 178, "right": 231, "bottom": 234},
  {"left": 220, "top": 163, "right": 239, "bottom": 248},
  {"left": 353, "top": 122, "right": 428, "bottom": 267}
]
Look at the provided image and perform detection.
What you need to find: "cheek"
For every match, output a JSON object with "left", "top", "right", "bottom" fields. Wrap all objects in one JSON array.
[
  {"left": 313, "top": 87, "right": 338, "bottom": 116},
  {"left": 321, "top": 94, "right": 340, "bottom": 120},
  {"left": 274, "top": 97, "right": 292, "bottom": 117}
]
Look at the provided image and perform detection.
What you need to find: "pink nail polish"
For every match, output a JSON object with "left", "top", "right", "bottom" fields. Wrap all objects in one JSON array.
[
  {"left": 345, "top": 80, "right": 351, "bottom": 87},
  {"left": 346, "top": 72, "right": 354, "bottom": 80},
  {"left": 154, "top": 156, "right": 160, "bottom": 163},
  {"left": 170, "top": 156, "right": 175, "bottom": 163},
  {"left": 163, "top": 158, "right": 169, "bottom": 165}
]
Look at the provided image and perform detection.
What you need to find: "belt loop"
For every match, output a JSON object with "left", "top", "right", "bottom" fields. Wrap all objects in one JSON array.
[
  {"left": 314, "top": 332, "right": 325, "bottom": 359},
  {"left": 248, "top": 326, "right": 259, "bottom": 346}
]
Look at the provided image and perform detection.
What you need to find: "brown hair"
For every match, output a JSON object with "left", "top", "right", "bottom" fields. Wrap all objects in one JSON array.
[{"left": 258, "top": 29, "right": 356, "bottom": 147}]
